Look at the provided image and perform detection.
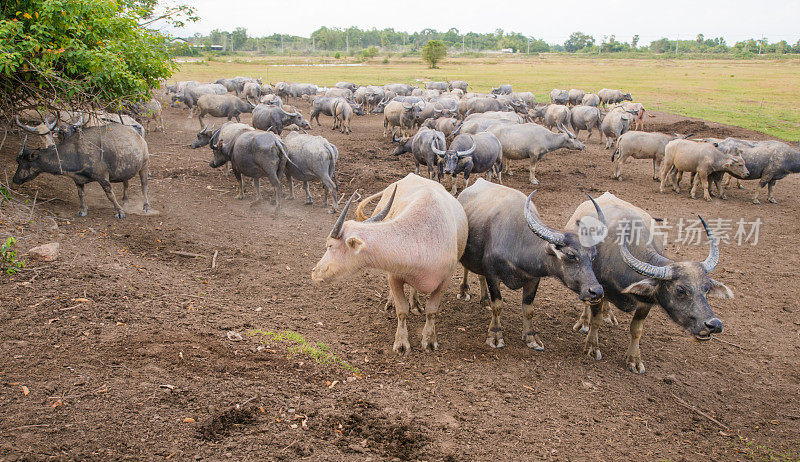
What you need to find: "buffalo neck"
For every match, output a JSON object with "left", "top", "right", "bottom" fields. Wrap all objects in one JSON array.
[{"left": 786, "top": 149, "right": 800, "bottom": 173}]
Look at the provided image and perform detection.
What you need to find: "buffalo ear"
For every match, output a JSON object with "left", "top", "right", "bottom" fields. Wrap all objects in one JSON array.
[
  {"left": 707, "top": 278, "right": 733, "bottom": 299},
  {"left": 545, "top": 243, "right": 565, "bottom": 259},
  {"left": 346, "top": 236, "right": 366, "bottom": 254},
  {"left": 622, "top": 278, "right": 659, "bottom": 302}
]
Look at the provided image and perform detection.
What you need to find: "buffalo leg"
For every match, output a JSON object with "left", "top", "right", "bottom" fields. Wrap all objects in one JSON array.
[
  {"left": 388, "top": 276, "right": 411, "bottom": 355},
  {"left": 421, "top": 280, "right": 448, "bottom": 351},
  {"left": 485, "top": 277, "right": 504, "bottom": 348},
  {"left": 584, "top": 301, "right": 603, "bottom": 360},
  {"left": 287, "top": 178, "right": 295, "bottom": 200},
  {"left": 321, "top": 176, "right": 338, "bottom": 213},
  {"left": 233, "top": 171, "right": 245, "bottom": 199},
  {"left": 252, "top": 178, "right": 263, "bottom": 202},
  {"left": 97, "top": 178, "right": 125, "bottom": 219},
  {"left": 521, "top": 278, "right": 544, "bottom": 351},
  {"left": 573, "top": 305, "right": 591, "bottom": 333},
  {"left": 458, "top": 265, "right": 471, "bottom": 301},
  {"left": 139, "top": 164, "right": 150, "bottom": 213},
  {"left": 767, "top": 179, "right": 777, "bottom": 203},
  {"left": 75, "top": 183, "right": 89, "bottom": 217},
  {"left": 626, "top": 305, "right": 651, "bottom": 374},
  {"left": 652, "top": 158, "right": 661, "bottom": 181},
  {"left": 303, "top": 181, "right": 313, "bottom": 205},
  {"left": 528, "top": 157, "right": 539, "bottom": 185},
  {"left": 478, "top": 275, "right": 489, "bottom": 305},
  {"left": 121, "top": 179, "right": 130, "bottom": 204},
  {"left": 265, "top": 169, "right": 283, "bottom": 211},
  {"left": 450, "top": 175, "right": 458, "bottom": 195}
]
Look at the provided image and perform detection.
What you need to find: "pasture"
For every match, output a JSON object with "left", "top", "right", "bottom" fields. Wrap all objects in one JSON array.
[
  {"left": 1, "top": 60, "right": 799, "bottom": 460},
  {"left": 176, "top": 56, "right": 800, "bottom": 140}
]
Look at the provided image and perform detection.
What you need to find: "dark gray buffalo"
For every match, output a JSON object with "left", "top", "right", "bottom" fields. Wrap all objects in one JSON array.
[
  {"left": 310, "top": 96, "right": 337, "bottom": 127},
  {"left": 334, "top": 81, "right": 357, "bottom": 93},
  {"left": 209, "top": 130, "right": 289, "bottom": 210},
  {"left": 282, "top": 132, "right": 339, "bottom": 212},
  {"left": 13, "top": 123, "right": 149, "bottom": 218},
  {"left": 252, "top": 104, "right": 311, "bottom": 135},
  {"left": 491, "top": 84, "right": 513, "bottom": 95},
  {"left": 598, "top": 88, "right": 633, "bottom": 108},
  {"left": 196, "top": 94, "right": 255, "bottom": 128},
  {"left": 432, "top": 132, "right": 503, "bottom": 194},
  {"left": 549, "top": 89, "right": 569, "bottom": 105},
  {"left": 457, "top": 182, "right": 604, "bottom": 350},
  {"left": 449, "top": 80, "right": 469, "bottom": 92},
  {"left": 392, "top": 127, "right": 446, "bottom": 180},
  {"left": 426, "top": 81, "right": 448, "bottom": 92},
  {"left": 566, "top": 192, "right": 731, "bottom": 373}
]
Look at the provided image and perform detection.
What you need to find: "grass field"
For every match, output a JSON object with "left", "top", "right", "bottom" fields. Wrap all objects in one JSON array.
[{"left": 174, "top": 55, "right": 800, "bottom": 140}]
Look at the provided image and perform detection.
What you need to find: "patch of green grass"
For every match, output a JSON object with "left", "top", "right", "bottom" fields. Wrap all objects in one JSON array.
[
  {"left": 173, "top": 56, "right": 800, "bottom": 140},
  {"left": 248, "top": 329, "right": 359, "bottom": 375},
  {"left": 1, "top": 237, "right": 25, "bottom": 275},
  {"left": 734, "top": 436, "right": 800, "bottom": 461}
]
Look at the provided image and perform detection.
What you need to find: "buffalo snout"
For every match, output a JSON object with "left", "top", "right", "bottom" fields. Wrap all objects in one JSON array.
[{"left": 580, "top": 284, "right": 604, "bottom": 303}]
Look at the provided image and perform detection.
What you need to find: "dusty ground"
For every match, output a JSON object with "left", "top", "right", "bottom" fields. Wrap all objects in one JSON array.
[{"left": 1, "top": 99, "right": 799, "bottom": 461}]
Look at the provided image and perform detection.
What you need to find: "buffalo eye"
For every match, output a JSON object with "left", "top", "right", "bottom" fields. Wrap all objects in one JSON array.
[
  {"left": 565, "top": 252, "right": 577, "bottom": 261},
  {"left": 675, "top": 286, "right": 689, "bottom": 297}
]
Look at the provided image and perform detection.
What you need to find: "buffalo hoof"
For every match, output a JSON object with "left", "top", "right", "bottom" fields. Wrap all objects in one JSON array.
[
  {"left": 393, "top": 338, "right": 411, "bottom": 356},
  {"left": 421, "top": 332, "right": 438, "bottom": 351},
  {"left": 142, "top": 203, "right": 151, "bottom": 214},
  {"left": 603, "top": 311, "right": 619, "bottom": 327},
  {"left": 752, "top": 199, "right": 760, "bottom": 204},
  {"left": 627, "top": 359, "right": 646, "bottom": 374},
  {"left": 115, "top": 210, "right": 126, "bottom": 219},
  {"left": 573, "top": 317, "right": 590, "bottom": 333},
  {"left": 327, "top": 208, "right": 337, "bottom": 214},
  {"left": 529, "top": 178, "right": 539, "bottom": 186},
  {"left": 737, "top": 184, "right": 745, "bottom": 190},
  {"left": 652, "top": 177, "right": 660, "bottom": 182},
  {"left": 585, "top": 344, "right": 602, "bottom": 360},
  {"left": 457, "top": 292, "right": 471, "bottom": 302},
  {"left": 304, "top": 199, "right": 313, "bottom": 205},
  {"left": 523, "top": 332, "right": 544, "bottom": 351},
  {"left": 768, "top": 197, "right": 777, "bottom": 204},
  {"left": 486, "top": 332, "right": 504, "bottom": 349},
  {"left": 235, "top": 194, "right": 244, "bottom": 200},
  {"left": 77, "top": 210, "right": 88, "bottom": 217}
]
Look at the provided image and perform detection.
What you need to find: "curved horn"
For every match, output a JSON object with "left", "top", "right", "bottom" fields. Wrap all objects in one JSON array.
[
  {"left": 586, "top": 194, "right": 606, "bottom": 226},
  {"left": 524, "top": 190, "right": 565, "bottom": 246},
  {"left": 280, "top": 107, "right": 298, "bottom": 117},
  {"left": 457, "top": 137, "right": 477, "bottom": 157},
  {"left": 364, "top": 185, "right": 397, "bottom": 223},
  {"left": 329, "top": 191, "right": 358, "bottom": 239},
  {"left": 698, "top": 215, "right": 719, "bottom": 273},
  {"left": 20, "top": 134, "right": 28, "bottom": 153},
  {"left": 620, "top": 238, "right": 674, "bottom": 280},
  {"left": 430, "top": 138, "right": 446, "bottom": 157},
  {"left": 246, "top": 95, "right": 256, "bottom": 108},
  {"left": 15, "top": 115, "right": 45, "bottom": 134}
]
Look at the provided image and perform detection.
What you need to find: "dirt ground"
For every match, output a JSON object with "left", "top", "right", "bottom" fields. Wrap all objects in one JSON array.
[{"left": 1, "top": 99, "right": 799, "bottom": 461}]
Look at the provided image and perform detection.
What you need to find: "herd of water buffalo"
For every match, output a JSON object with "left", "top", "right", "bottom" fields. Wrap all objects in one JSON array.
[{"left": 8, "top": 74, "right": 800, "bottom": 372}]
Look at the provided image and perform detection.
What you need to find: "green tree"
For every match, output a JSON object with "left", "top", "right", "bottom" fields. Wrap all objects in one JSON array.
[
  {"left": 0, "top": 0, "right": 196, "bottom": 118},
  {"left": 631, "top": 34, "right": 639, "bottom": 49},
  {"left": 696, "top": 33, "right": 705, "bottom": 43},
  {"left": 564, "top": 32, "right": 595, "bottom": 52},
  {"left": 421, "top": 40, "right": 446, "bottom": 68},
  {"left": 231, "top": 27, "right": 247, "bottom": 51}
]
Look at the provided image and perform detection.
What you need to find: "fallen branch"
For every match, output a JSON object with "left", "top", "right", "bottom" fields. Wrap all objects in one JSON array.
[
  {"left": 671, "top": 393, "right": 729, "bottom": 430},
  {"left": 211, "top": 250, "right": 218, "bottom": 269},
  {"left": 712, "top": 336, "right": 744, "bottom": 351},
  {"left": 169, "top": 250, "right": 206, "bottom": 258},
  {"left": 27, "top": 190, "right": 38, "bottom": 222}
]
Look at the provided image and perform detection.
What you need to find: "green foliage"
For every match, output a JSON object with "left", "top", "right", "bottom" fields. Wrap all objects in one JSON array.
[
  {"left": 0, "top": 184, "right": 10, "bottom": 205},
  {"left": 0, "top": 0, "right": 196, "bottom": 117},
  {"left": 564, "top": 32, "right": 595, "bottom": 52},
  {"left": 249, "top": 329, "right": 359, "bottom": 375},
  {"left": 230, "top": 27, "right": 247, "bottom": 51},
  {"left": 361, "top": 46, "right": 378, "bottom": 58},
  {"left": 382, "top": 56, "right": 389, "bottom": 64},
  {"left": 1, "top": 237, "right": 25, "bottom": 275},
  {"left": 333, "top": 51, "right": 341, "bottom": 59},
  {"left": 421, "top": 40, "right": 446, "bottom": 68}
]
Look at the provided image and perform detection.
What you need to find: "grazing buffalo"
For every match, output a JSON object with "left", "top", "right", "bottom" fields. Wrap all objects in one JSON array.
[
  {"left": 568, "top": 89, "right": 586, "bottom": 106},
  {"left": 600, "top": 109, "right": 634, "bottom": 149},
  {"left": 491, "top": 84, "right": 513, "bottom": 95},
  {"left": 569, "top": 105, "right": 603, "bottom": 141},
  {"left": 382, "top": 101, "right": 420, "bottom": 138},
  {"left": 660, "top": 139, "right": 749, "bottom": 201},
  {"left": 252, "top": 104, "right": 311, "bottom": 135},
  {"left": 383, "top": 83, "right": 415, "bottom": 96},
  {"left": 209, "top": 130, "right": 289, "bottom": 210},
  {"left": 581, "top": 93, "right": 600, "bottom": 107},
  {"left": 13, "top": 123, "right": 149, "bottom": 218},
  {"left": 392, "top": 127, "right": 447, "bottom": 180},
  {"left": 334, "top": 81, "right": 358, "bottom": 93},
  {"left": 489, "top": 123, "right": 585, "bottom": 185},
  {"left": 312, "top": 174, "right": 469, "bottom": 354},
  {"left": 426, "top": 81, "right": 448, "bottom": 92},
  {"left": 458, "top": 181, "right": 604, "bottom": 349},
  {"left": 282, "top": 132, "right": 339, "bottom": 212},
  {"left": 598, "top": 88, "right": 633, "bottom": 108},
  {"left": 420, "top": 117, "right": 461, "bottom": 138},
  {"left": 433, "top": 132, "right": 503, "bottom": 194},
  {"left": 543, "top": 104, "right": 573, "bottom": 135},
  {"left": 549, "top": 89, "right": 569, "bottom": 105},
  {"left": 332, "top": 98, "right": 363, "bottom": 134},
  {"left": 566, "top": 192, "right": 732, "bottom": 373},
  {"left": 195, "top": 94, "right": 255, "bottom": 128},
  {"left": 612, "top": 132, "right": 693, "bottom": 181},
  {"left": 449, "top": 80, "right": 469, "bottom": 92}
]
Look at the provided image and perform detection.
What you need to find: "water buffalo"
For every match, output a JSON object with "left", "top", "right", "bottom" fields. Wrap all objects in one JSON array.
[
  {"left": 242, "top": 82, "right": 263, "bottom": 102},
  {"left": 282, "top": 132, "right": 338, "bottom": 212},
  {"left": 325, "top": 87, "right": 353, "bottom": 99},
  {"left": 569, "top": 105, "right": 602, "bottom": 141},
  {"left": 334, "top": 81, "right": 357, "bottom": 93},
  {"left": 426, "top": 81, "right": 448, "bottom": 92},
  {"left": 458, "top": 181, "right": 604, "bottom": 349},
  {"left": 549, "top": 89, "right": 569, "bottom": 105},
  {"left": 383, "top": 83, "right": 415, "bottom": 96},
  {"left": 252, "top": 104, "right": 311, "bottom": 135},
  {"left": 312, "top": 174, "right": 469, "bottom": 354},
  {"left": 491, "top": 84, "right": 513, "bottom": 95},
  {"left": 660, "top": 139, "right": 749, "bottom": 201},
  {"left": 708, "top": 138, "right": 800, "bottom": 204},
  {"left": 382, "top": 101, "right": 420, "bottom": 138},
  {"left": 543, "top": 104, "right": 573, "bottom": 134},
  {"left": 392, "top": 127, "right": 446, "bottom": 180},
  {"left": 612, "top": 132, "right": 693, "bottom": 181},
  {"left": 566, "top": 192, "right": 732, "bottom": 372},
  {"left": 310, "top": 96, "right": 338, "bottom": 127},
  {"left": 449, "top": 80, "right": 469, "bottom": 92},
  {"left": 421, "top": 116, "right": 461, "bottom": 138},
  {"left": 615, "top": 102, "right": 646, "bottom": 130},
  {"left": 488, "top": 123, "right": 585, "bottom": 185},
  {"left": 13, "top": 123, "right": 149, "bottom": 218},
  {"left": 568, "top": 89, "right": 586, "bottom": 106},
  {"left": 598, "top": 88, "right": 633, "bottom": 108},
  {"left": 196, "top": 94, "right": 255, "bottom": 128},
  {"left": 209, "top": 129, "right": 288, "bottom": 210},
  {"left": 581, "top": 93, "right": 600, "bottom": 107},
  {"left": 464, "top": 97, "right": 508, "bottom": 117},
  {"left": 332, "top": 98, "right": 362, "bottom": 134},
  {"left": 433, "top": 132, "right": 503, "bottom": 194},
  {"left": 600, "top": 109, "right": 634, "bottom": 149},
  {"left": 511, "top": 91, "right": 536, "bottom": 108}
]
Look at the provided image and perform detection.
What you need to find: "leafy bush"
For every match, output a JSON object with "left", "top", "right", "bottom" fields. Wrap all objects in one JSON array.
[
  {"left": 1, "top": 237, "right": 25, "bottom": 275},
  {"left": 361, "top": 46, "right": 378, "bottom": 58},
  {"left": 421, "top": 40, "right": 446, "bottom": 68},
  {"left": 334, "top": 51, "right": 341, "bottom": 59}
]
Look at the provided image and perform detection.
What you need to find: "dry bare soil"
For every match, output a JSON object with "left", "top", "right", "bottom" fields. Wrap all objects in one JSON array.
[{"left": 1, "top": 100, "right": 799, "bottom": 460}]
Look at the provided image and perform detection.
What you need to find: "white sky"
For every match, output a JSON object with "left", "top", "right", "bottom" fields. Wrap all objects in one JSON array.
[{"left": 166, "top": 0, "right": 800, "bottom": 45}]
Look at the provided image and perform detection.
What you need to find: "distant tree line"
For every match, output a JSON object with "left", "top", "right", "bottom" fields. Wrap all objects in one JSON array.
[{"left": 182, "top": 27, "right": 800, "bottom": 56}]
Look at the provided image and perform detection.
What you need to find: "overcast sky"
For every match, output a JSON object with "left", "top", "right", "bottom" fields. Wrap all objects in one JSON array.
[{"left": 165, "top": 0, "right": 800, "bottom": 45}]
